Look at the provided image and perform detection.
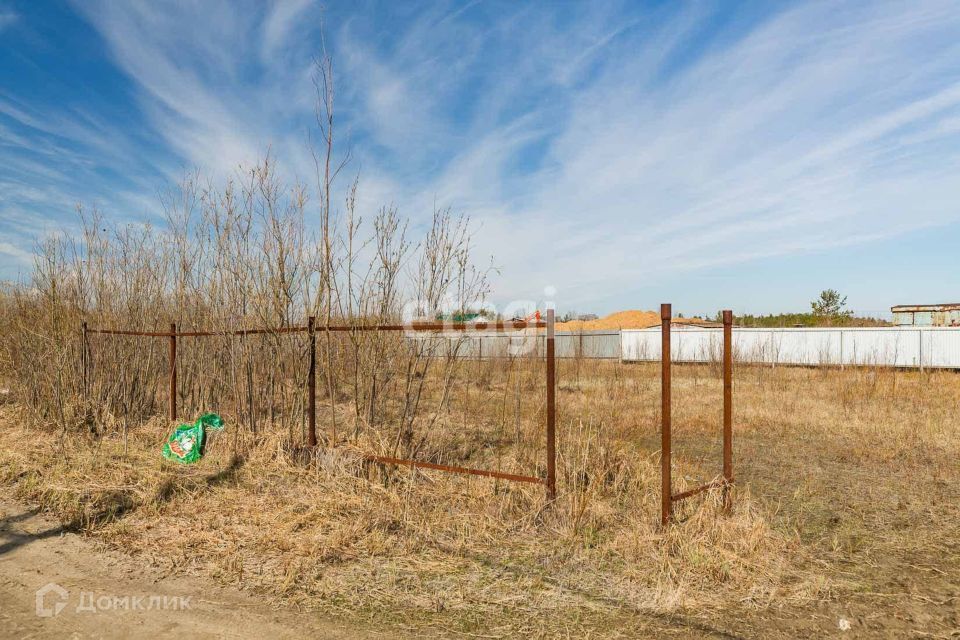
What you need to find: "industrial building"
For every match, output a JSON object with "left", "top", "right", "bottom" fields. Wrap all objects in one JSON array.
[{"left": 891, "top": 303, "right": 960, "bottom": 327}]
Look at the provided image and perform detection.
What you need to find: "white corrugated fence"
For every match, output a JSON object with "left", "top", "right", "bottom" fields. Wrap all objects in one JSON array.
[{"left": 621, "top": 326, "right": 960, "bottom": 370}]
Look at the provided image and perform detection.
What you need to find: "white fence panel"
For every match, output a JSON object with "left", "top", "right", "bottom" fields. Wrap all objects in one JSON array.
[
  {"left": 926, "top": 329, "right": 960, "bottom": 368},
  {"left": 621, "top": 327, "right": 960, "bottom": 370},
  {"left": 410, "top": 330, "right": 621, "bottom": 360},
  {"left": 843, "top": 329, "right": 919, "bottom": 367}
]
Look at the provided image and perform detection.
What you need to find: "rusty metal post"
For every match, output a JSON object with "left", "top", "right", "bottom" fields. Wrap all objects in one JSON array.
[
  {"left": 546, "top": 308, "right": 556, "bottom": 500},
  {"left": 661, "top": 303, "right": 672, "bottom": 526},
  {"left": 307, "top": 316, "right": 317, "bottom": 447},
  {"left": 169, "top": 322, "right": 177, "bottom": 421},
  {"left": 722, "top": 310, "right": 733, "bottom": 512}
]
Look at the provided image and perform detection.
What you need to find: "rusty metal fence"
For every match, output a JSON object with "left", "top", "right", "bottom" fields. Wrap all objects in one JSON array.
[
  {"left": 660, "top": 304, "right": 735, "bottom": 525},
  {"left": 82, "top": 311, "right": 559, "bottom": 499},
  {"left": 82, "top": 304, "right": 735, "bottom": 521}
]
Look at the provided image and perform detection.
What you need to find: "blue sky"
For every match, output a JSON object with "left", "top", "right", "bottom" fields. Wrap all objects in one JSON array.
[{"left": 2, "top": 1, "right": 959, "bottom": 317}]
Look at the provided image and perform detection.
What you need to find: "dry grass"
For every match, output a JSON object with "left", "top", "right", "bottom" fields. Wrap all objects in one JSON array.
[{"left": 2, "top": 359, "right": 957, "bottom": 637}]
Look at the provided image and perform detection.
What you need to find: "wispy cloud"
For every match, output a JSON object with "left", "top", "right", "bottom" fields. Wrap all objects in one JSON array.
[
  {"left": 3, "top": 1, "right": 960, "bottom": 310},
  {"left": 69, "top": 1, "right": 322, "bottom": 179},
  {"left": 334, "top": 1, "right": 960, "bottom": 307},
  {"left": 0, "top": 9, "right": 17, "bottom": 32}
]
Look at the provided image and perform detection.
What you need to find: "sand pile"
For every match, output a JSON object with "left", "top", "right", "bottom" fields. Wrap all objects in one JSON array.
[
  {"left": 556, "top": 309, "right": 712, "bottom": 331},
  {"left": 556, "top": 310, "right": 661, "bottom": 330}
]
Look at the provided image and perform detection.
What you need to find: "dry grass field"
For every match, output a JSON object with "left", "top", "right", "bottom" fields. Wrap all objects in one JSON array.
[{"left": 1, "top": 358, "right": 957, "bottom": 638}]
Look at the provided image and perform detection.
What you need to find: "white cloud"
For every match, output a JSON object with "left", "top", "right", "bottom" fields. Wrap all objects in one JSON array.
[
  {"left": 69, "top": 1, "right": 322, "bottom": 180},
  {"left": 261, "top": 0, "right": 314, "bottom": 62},
  {"left": 12, "top": 0, "right": 960, "bottom": 308},
  {"left": 339, "top": 1, "right": 960, "bottom": 307},
  {"left": 0, "top": 9, "right": 17, "bottom": 31},
  {"left": 0, "top": 240, "right": 34, "bottom": 265}
]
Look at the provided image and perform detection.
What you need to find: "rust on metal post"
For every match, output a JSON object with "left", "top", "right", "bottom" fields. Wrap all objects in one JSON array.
[
  {"left": 661, "top": 303, "right": 672, "bottom": 526},
  {"left": 546, "top": 308, "right": 556, "bottom": 500},
  {"left": 169, "top": 322, "right": 177, "bottom": 422},
  {"left": 307, "top": 316, "right": 317, "bottom": 448},
  {"left": 722, "top": 309, "right": 734, "bottom": 512}
]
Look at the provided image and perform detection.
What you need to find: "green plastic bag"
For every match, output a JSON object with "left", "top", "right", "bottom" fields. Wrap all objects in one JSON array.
[{"left": 162, "top": 413, "right": 225, "bottom": 464}]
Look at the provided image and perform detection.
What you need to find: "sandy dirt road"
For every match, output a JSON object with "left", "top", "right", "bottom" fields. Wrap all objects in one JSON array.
[
  {"left": 0, "top": 498, "right": 373, "bottom": 639},
  {"left": 0, "top": 496, "right": 752, "bottom": 640},
  {"left": 8, "top": 490, "right": 935, "bottom": 639}
]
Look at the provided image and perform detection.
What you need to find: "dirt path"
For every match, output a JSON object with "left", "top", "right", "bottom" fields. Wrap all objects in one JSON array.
[{"left": 0, "top": 498, "right": 375, "bottom": 639}]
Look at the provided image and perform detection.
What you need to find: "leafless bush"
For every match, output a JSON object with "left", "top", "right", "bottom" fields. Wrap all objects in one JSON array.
[{"left": 0, "top": 55, "right": 492, "bottom": 463}]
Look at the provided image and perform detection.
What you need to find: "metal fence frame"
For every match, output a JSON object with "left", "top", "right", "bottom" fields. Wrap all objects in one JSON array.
[
  {"left": 660, "top": 304, "right": 734, "bottom": 525},
  {"left": 82, "top": 312, "right": 559, "bottom": 499}
]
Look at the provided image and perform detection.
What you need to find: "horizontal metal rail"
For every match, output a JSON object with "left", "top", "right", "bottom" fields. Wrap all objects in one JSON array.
[
  {"left": 671, "top": 477, "right": 733, "bottom": 502},
  {"left": 364, "top": 454, "right": 544, "bottom": 485},
  {"left": 86, "top": 321, "right": 546, "bottom": 338},
  {"left": 85, "top": 328, "right": 175, "bottom": 337}
]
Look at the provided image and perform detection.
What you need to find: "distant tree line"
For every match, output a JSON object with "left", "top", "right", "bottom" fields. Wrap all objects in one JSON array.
[{"left": 707, "top": 289, "right": 891, "bottom": 327}]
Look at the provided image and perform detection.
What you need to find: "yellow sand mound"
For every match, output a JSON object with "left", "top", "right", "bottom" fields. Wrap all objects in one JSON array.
[
  {"left": 556, "top": 310, "right": 660, "bottom": 330},
  {"left": 556, "top": 309, "right": 710, "bottom": 330}
]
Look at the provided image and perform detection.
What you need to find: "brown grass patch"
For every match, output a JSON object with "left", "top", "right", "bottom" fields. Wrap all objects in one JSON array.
[{"left": 3, "top": 361, "right": 957, "bottom": 636}]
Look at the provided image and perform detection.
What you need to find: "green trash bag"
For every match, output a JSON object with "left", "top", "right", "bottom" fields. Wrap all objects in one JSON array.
[{"left": 162, "top": 413, "right": 225, "bottom": 464}]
